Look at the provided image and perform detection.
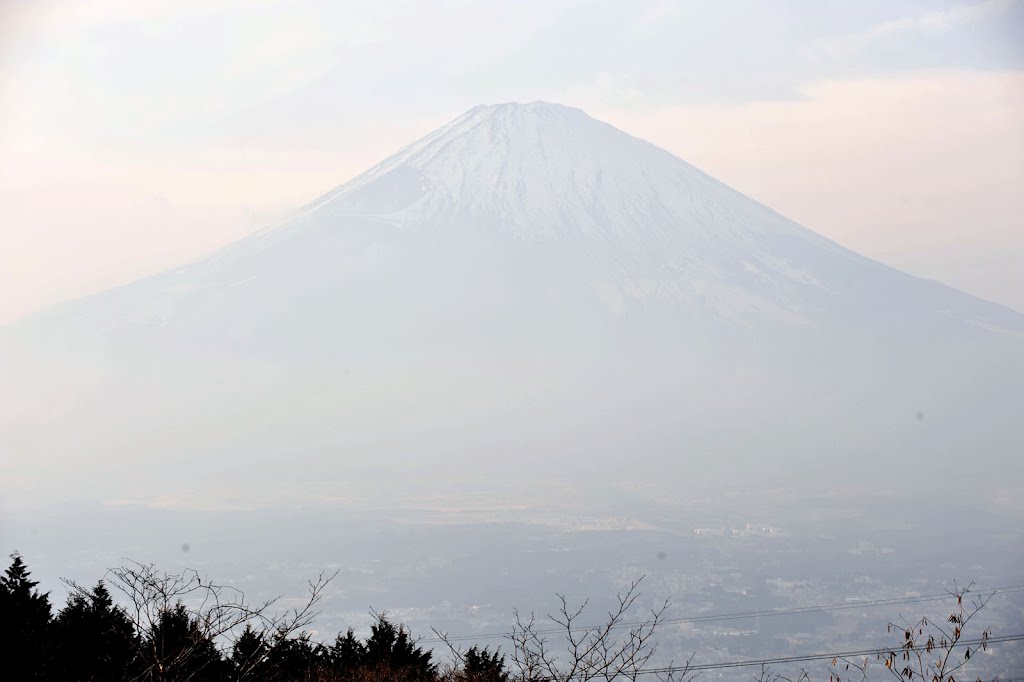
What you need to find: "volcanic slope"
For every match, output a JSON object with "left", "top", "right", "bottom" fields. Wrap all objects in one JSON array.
[{"left": 2, "top": 102, "right": 1021, "bottom": 504}]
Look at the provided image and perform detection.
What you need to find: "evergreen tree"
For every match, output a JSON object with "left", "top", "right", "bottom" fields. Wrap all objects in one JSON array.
[
  {"left": 362, "top": 614, "right": 436, "bottom": 681},
  {"left": 52, "top": 580, "right": 139, "bottom": 681},
  {"left": 141, "top": 602, "right": 230, "bottom": 682},
  {"left": 0, "top": 553, "right": 53, "bottom": 681},
  {"left": 232, "top": 624, "right": 269, "bottom": 680},
  {"left": 329, "top": 627, "right": 365, "bottom": 673},
  {"left": 461, "top": 646, "right": 508, "bottom": 682},
  {"left": 261, "top": 632, "right": 319, "bottom": 682}
]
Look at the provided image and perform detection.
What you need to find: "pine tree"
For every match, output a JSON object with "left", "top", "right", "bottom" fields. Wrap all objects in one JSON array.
[
  {"left": 141, "top": 602, "right": 229, "bottom": 682},
  {"left": 362, "top": 614, "right": 436, "bottom": 681},
  {"left": 0, "top": 553, "right": 53, "bottom": 681},
  {"left": 232, "top": 624, "right": 269, "bottom": 680},
  {"left": 329, "top": 627, "right": 366, "bottom": 673},
  {"left": 261, "top": 632, "right": 319, "bottom": 682},
  {"left": 52, "top": 580, "right": 139, "bottom": 681},
  {"left": 461, "top": 646, "right": 509, "bottom": 682}
]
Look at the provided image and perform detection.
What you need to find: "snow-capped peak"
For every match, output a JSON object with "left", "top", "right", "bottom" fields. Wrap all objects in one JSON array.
[{"left": 301, "top": 102, "right": 822, "bottom": 250}]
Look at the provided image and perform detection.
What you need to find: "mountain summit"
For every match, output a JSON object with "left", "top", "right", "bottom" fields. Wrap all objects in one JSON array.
[
  {"left": 1, "top": 103, "right": 1022, "bottom": 504},
  {"left": 156, "top": 100, "right": 1016, "bottom": 333},
  {"left": 305, "top": 101, "right": 797, "bottom": 245},
  {"left": 294, "top": 101, "right": 863, "bottom": 323}
]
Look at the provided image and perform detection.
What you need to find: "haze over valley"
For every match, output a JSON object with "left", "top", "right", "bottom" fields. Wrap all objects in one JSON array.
[{"left": 2, "top": 4, "right": 1022, "bottom": 680}]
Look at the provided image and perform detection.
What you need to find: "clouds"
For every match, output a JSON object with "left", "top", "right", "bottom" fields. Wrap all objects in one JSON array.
[
  {"left": 809, "top": 0, "right": 1024, "bottom": 76},
  {"left": 818, "top": 0, "right": 1024, "bottom": 58}
]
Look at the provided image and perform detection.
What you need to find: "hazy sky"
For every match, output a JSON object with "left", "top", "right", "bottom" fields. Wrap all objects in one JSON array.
[{"left": 1, "top": 0, "right": 1022, "bottom": 322}]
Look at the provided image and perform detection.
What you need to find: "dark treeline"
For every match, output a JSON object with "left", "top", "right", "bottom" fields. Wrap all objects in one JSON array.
[
  {"left": 0, "top": 553, "right": 507, "bottom": 682},
  {"left": 0, "top": 553, "right": 1003, "bottom": 682}
]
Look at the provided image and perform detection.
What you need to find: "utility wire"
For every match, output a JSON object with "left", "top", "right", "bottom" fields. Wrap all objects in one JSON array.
[
  {"left": 423, "top": 584, "right": 1024, "bottom": 644},
  {"left": 470, "top": 634, "right": 1024, "bottom": 678},
  {"left": 634, "top": 633, "right": 1024, "bottom": 675}
]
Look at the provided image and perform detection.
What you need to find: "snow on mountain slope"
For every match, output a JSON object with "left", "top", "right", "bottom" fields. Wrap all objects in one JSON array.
[
  {"left": 1, "top": 102, "right": 1022, "bottom": 506},
  {"left": 13, "top": 101, "right": 1021, "bottom": 335},
  {"left": 149, "top": 100, "right": 1021, "bottom": 331}
]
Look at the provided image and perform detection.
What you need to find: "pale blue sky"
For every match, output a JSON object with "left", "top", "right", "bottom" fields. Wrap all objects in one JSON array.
[{"left": 1, "top": 0, "right": 1022, "bottom": 320}]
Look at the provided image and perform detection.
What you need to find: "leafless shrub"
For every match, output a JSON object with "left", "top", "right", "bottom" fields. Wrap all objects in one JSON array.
[
  {"left": 65, "top": 559, "right": 336, "bottom": 681},
  {"left": 500, "top": 576, "right": 695, "bottom": 682}
]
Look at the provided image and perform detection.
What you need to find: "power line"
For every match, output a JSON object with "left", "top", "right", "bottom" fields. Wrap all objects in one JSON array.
[
  {"left": 423, "top": 584, "right": 1024, "bottom": 644},
  {"left": 634, "top": 633, "right": 1024, "bottom": 675},
  {"left": 476, "top": 634, "right": 1024, "bottom": 678}
]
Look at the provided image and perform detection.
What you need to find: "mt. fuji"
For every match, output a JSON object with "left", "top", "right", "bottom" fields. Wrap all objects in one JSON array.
[{"left": 2, "top": 102, "right": 1021, "bottom": 506}]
